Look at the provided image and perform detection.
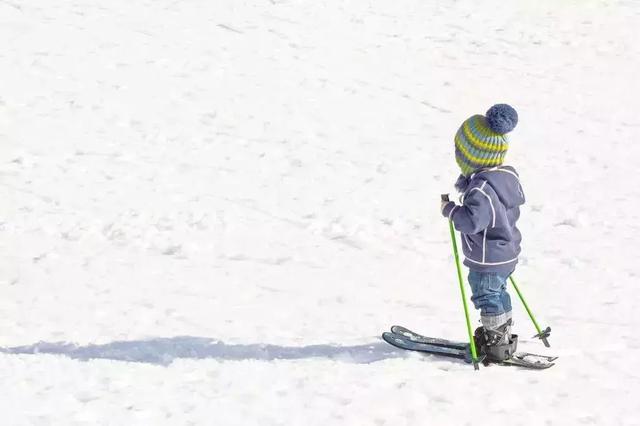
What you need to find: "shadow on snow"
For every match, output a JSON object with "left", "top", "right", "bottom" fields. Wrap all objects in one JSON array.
[{"left": 0, "top": 337, "right": 412, "bottom": 366}]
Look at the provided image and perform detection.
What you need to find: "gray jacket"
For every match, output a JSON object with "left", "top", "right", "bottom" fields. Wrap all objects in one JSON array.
[{"left": 442, "top": 166, "right": 525, "bottom": 276}]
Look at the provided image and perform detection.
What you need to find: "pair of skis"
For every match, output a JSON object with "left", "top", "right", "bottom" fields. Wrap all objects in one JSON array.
[{"left": 382, "top": 325, "right": 557, "bottom": 369}]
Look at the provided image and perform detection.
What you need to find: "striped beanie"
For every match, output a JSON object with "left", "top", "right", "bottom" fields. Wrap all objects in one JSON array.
[{"left": 455, "top": 104, "right": 518, "bottom": 176}]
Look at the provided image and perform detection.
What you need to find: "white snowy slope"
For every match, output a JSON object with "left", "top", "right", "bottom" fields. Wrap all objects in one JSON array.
[{"left": 1, "top": 0, "right": 639, "bottom": 424}]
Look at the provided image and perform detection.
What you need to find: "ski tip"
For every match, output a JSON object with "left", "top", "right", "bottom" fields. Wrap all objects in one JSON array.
[
  {"left": 389, "top": 325, "right": 405, "bottom": 334},
  {"left": 381, "top": 331, "right": 401, "bottom": 343}
]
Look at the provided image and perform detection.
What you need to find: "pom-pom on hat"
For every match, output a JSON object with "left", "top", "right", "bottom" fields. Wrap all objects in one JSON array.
[
  {"left": 454, "top": 104, "right": 518, "bottom": 176},
  {"left": 486, "top": 104, "right": 518, "bottom": 134}
]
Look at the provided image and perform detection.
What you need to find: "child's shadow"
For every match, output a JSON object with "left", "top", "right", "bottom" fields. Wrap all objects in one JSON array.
[{"left": 0, "top": 336, "right": 408, "bottom": 366}]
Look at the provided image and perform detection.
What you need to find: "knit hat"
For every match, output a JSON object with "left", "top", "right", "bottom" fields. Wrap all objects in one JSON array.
[{"left": 455, "top": 104, "right": 518, "bottom": 176}]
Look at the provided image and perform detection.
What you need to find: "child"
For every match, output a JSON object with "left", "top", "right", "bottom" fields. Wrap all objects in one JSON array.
[{"left": 440, "top": 104, "right": 524, "bottom": 361}]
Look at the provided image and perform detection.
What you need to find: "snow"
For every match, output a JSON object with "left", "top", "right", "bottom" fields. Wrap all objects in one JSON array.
[{"left": 1, "top": 0, "right": 639, "bottom": 424}]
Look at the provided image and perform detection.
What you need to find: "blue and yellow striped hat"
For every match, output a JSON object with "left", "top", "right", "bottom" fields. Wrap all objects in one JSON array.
[{"left": 455, "top": 104, "right": 518, "bottom": 176}]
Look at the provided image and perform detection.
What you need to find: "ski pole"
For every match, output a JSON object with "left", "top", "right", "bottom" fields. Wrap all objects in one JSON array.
[
  {"left": 508, "top": 276, "right": 551, "bottom": 347},
  {"left": 443, "top": 194, "right": 481, "bottom": 370}
]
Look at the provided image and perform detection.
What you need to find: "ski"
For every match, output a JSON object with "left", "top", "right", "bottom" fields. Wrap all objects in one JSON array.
[
  {"left": 391, "top": 325, "right": 558, "bottom": 362},
  {"left": 381, "top": 332, "right": 480, "bottom": 364},
  {"left": 390, "top": 325, "right": 467, "bottom": 350},
  {"left": 385, "top": 325, "right": 557, "bottom": 369}
]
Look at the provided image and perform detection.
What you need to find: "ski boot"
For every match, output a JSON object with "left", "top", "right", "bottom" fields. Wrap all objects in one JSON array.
[{"left": 474, "top": 319, "right": 518, "bottom": 362}]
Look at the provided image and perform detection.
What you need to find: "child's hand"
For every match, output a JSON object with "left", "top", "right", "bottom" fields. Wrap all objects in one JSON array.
[
  {"left": 440, "top": 194, "right": 454, "bottom": 216},
  {"left": 441, "top": 200, "right": 456, "bottom": 218}
]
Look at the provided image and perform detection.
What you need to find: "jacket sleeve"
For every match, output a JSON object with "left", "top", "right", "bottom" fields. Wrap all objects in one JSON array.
[{"left": 441, "top": 184, "right": 493, "bottom": 234}]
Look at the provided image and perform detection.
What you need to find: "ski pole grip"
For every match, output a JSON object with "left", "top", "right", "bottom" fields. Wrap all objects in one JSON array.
[{"left": 441, "top": 193, "right": 450, "bottom": 202}]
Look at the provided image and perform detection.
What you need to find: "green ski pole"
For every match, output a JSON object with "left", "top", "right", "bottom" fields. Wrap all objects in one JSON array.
[
  {"left": 508, "top": 276, "right": 551, "bottom": 347},
  {"left": 443, "top": 194, "right": 481, "bottom": 370}
]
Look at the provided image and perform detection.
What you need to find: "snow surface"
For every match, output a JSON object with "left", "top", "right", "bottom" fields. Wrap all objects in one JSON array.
[{"left": 2, "top": 0, "right": 640, "bottom": 424}]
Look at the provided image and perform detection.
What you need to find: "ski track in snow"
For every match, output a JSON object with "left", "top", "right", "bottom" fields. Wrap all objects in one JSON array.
[{"left": 1, "top": 0, "right": 640, "bottom": 424}]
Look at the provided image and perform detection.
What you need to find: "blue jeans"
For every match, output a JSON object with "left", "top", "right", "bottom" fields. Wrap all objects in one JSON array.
[{"left": 468, "top": 271, "right": 512, "bottom": 321}]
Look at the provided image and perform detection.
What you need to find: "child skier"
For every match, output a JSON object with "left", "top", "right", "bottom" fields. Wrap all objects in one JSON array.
[{"left": 440, "top": 104, "right": 524, "bottom": 361}]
